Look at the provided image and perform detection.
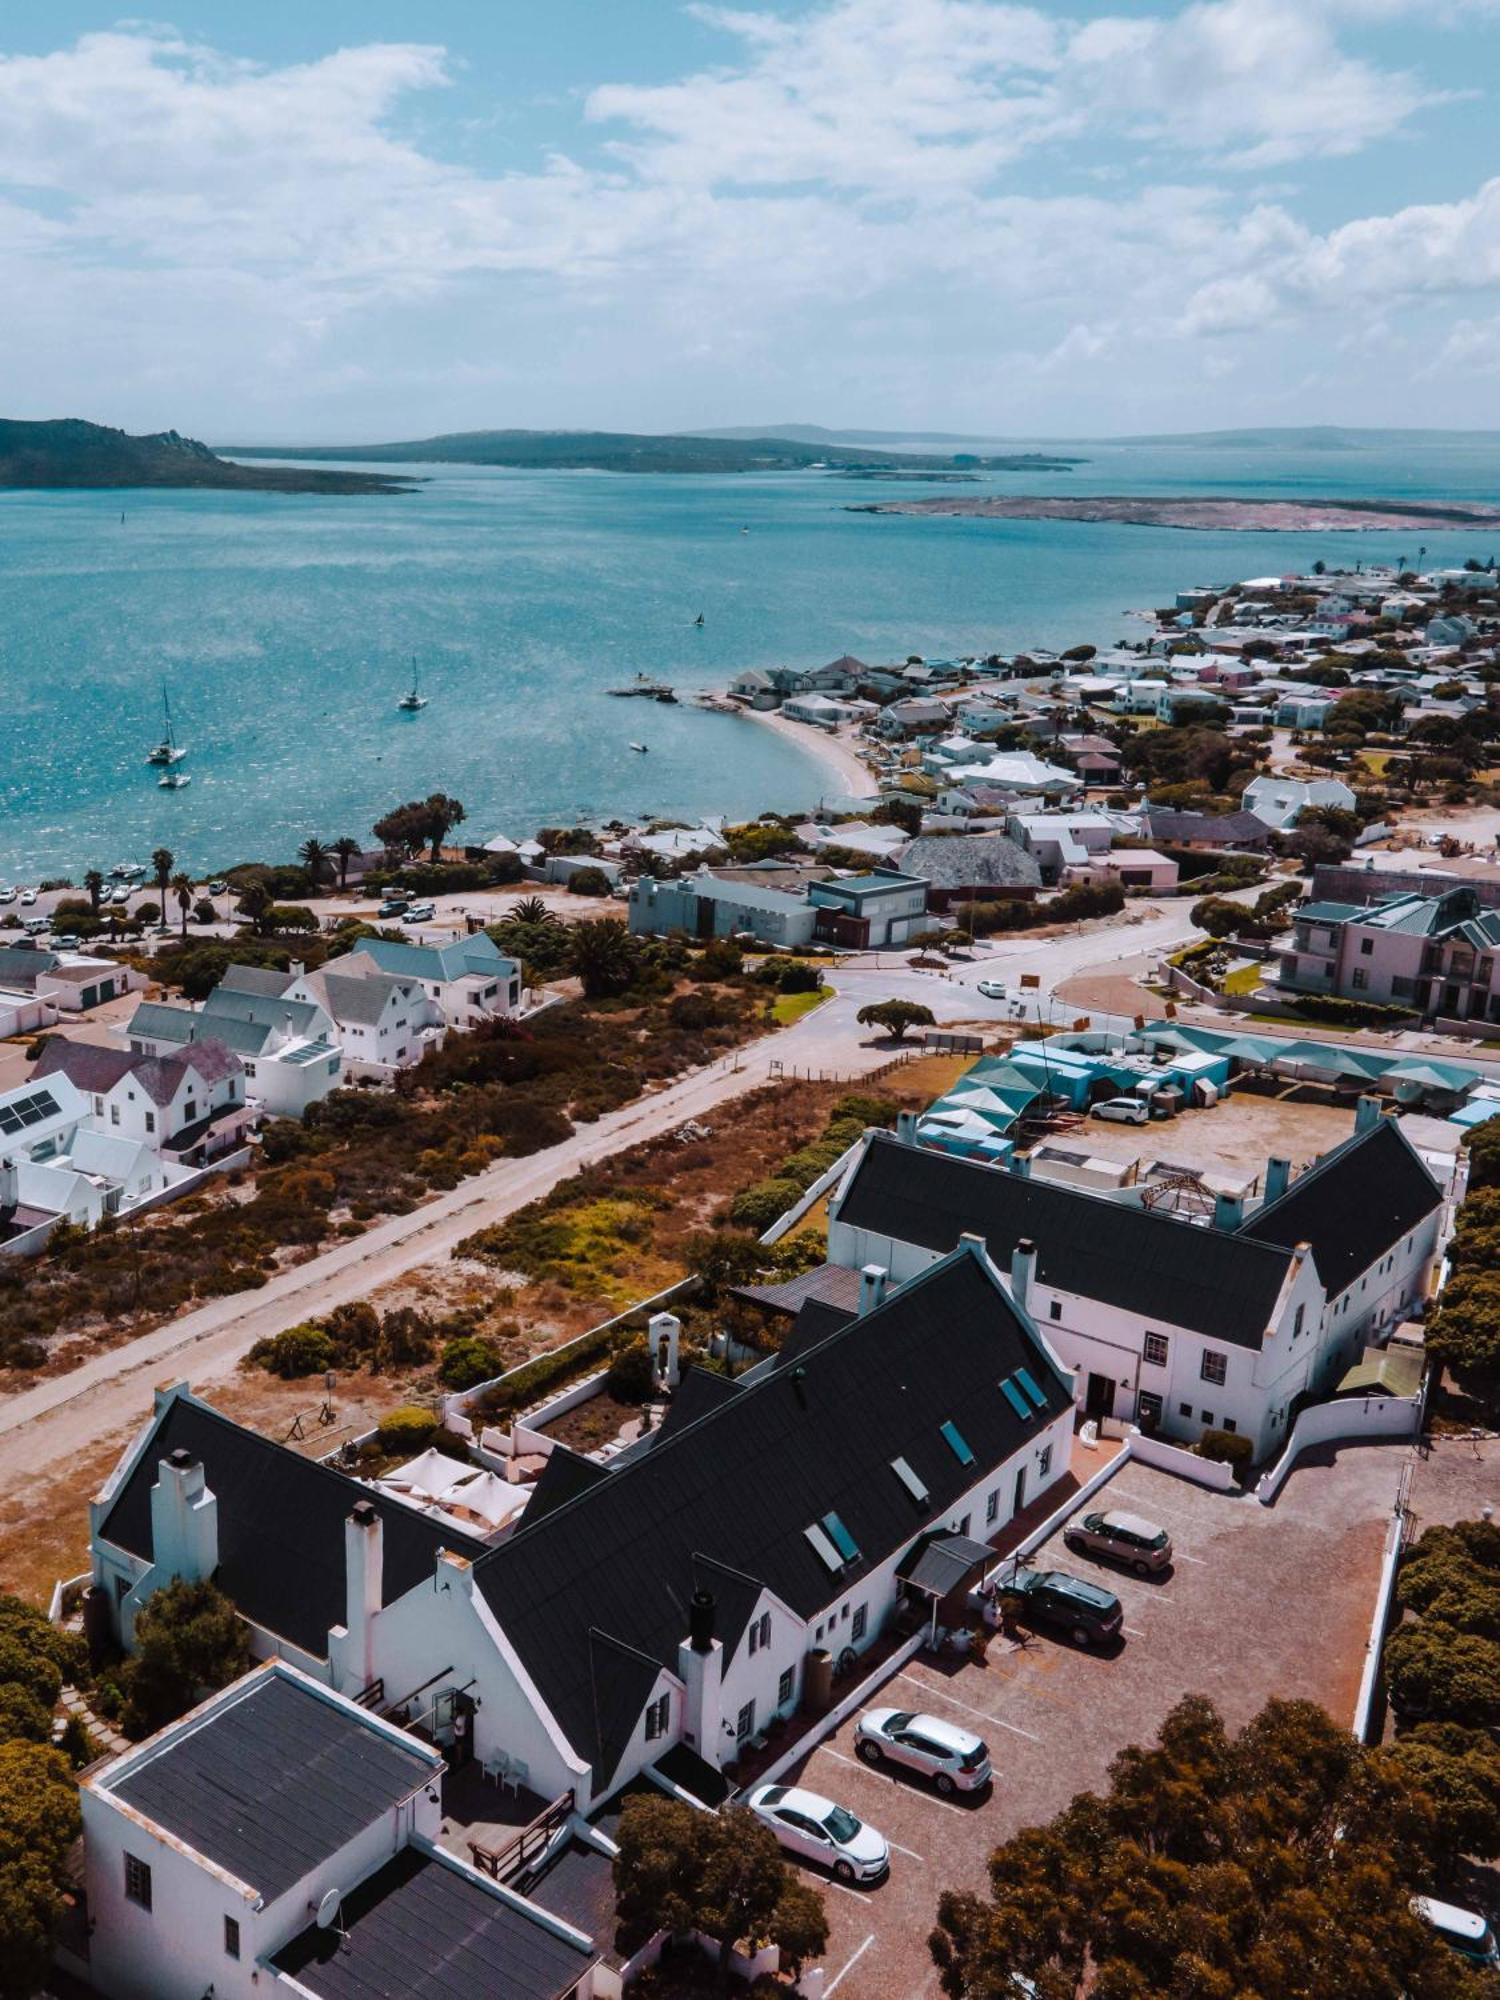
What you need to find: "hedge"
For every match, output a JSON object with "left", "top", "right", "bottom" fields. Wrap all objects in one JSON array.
[
  {"left": 375, "top": 1406, "right": 437, "bottom": 1452},
  {"left": 1285, "top": 993, "right": 1415, "bottom": 1030}
]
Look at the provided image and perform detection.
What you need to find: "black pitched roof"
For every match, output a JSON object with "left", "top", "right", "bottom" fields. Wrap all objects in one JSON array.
[
  {"left": 653, "top": 1366, "right": 746, "bottom": 1441},
  {"left": 97, "top": 1398, "right": 483, "bottom": 1657},
  {"left": 772, "top": 1295, "right": 860, "bottom": 1369},
  {"left": 1236, "top": 1116, "right": 1441, "bottom": 1296},
  {"left": 524, "top": 1444, "right": 613, "bottom": 1526},
  {"left": 473, "top": 1247, "right": 1071, "bottom": 1786},
  {"left": 110, "top": 1670, "right": 435, "bottom": 1899},
  {"left": 273, "top": 1845, "right": 597, "bottom": 2000},
  {"left": 835, "top": 1131, "right": 1293, "bottom": 1350}
]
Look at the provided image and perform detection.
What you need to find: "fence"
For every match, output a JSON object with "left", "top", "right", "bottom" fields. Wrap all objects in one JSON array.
[{"left": 1256, "top": 1385, "right": 1427, "bottom": 1504}]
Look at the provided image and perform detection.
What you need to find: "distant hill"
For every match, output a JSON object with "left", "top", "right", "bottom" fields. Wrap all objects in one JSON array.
[
  {"left": 708, "top": 421, "right": 1500, "bottom": 451},
  {"left": 0, "top": 419, "right": 415, "bottom": 493},
  {"left": 219, "top": 427, "right": 1084, "bottom": 475}
]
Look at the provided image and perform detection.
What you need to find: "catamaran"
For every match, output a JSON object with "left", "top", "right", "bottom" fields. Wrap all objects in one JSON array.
[
  {"left": 397, "top": 660, "right": 428, "bottom": 712},
  {"left": 146, "top": 687, "right": 186, "bottom": 766}
]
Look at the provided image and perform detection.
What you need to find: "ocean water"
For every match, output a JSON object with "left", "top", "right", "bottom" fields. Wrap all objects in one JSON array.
[{"left": 0, "top": 436, "right": 1496, "bottom": 881}]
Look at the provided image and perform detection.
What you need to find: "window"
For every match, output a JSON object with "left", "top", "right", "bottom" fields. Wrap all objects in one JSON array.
[
  {"left": 124, "top": 1853, "right": 152, "bottom": 1911},
  {"left": 1351, "top": 969, "right": 1368, "bottom": 991},
  {"left": 1038, "top": 1443, "right": 1053, "bottom": 1480},
  {"left": 1293, "top": 1304, "right": 1305, "bottom": 1340},
  {"left": 225, "top": 1916, "right": 241, "bottom": 1959},
  {"left": 1222, "top": 1418, "right": 1237, "bottom": 1435},
  {"left": 999, "top": 1376, "right": 1033, "bottom": 1421},
  {"left": 778, "top": 1667, "right": 795, "bottom": 1706},
  {"left": 1015, "top": 1367, "right": 1047, "bottom": 1411},
  {"left": 985, "top": 1489, "right": 999, "bottom": 1525},
  {"left": 144, "top": 1111, "right": 155, "bottom": 1135},
  {"left": 1200, "top": 1350, "right": 1227, "bottom": 1386},
  {"left": 804, "top": 1522, "right": 844, "bottom": 1574},
  {"left": 110, "top": 1103, "right": 120, "bottom": 1126},
  {"left": 736, "top": 1701, "right": 755, "bottom": 1742},
  {"left": 940, "top": 1419, "right": 975, "bottom": 1466},
  {"left": 1179, "top": 1401, "right": 1192, "bottom": 1417},
  {"left": 1049, "top": 1301, "right": 1062, "bottom": 1321},
  {"left": 1201, "top": 1411, "right": 1215, "bottom": 1426},
  {"left": 1359, "top": 937, "right": 1373, "bottom": 956},
  {"left": 1143, "top": 1331, "right": 1169, "bottom": 1369},
  {"left": 821, "top": 1512, "right": 860, "bottom": 1564},
  {"left": 748, "top": 1611, "right": 771, "bottom": 1655},
  {"left": 851, "top": 1604, "right": 867, "bottom": 1642},
  {"left": 644, "top": 1692, "right": 670, "bottom": 1741}
]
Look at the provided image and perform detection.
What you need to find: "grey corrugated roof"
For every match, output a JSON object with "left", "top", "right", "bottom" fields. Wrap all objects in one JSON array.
[
  {"left": 897, "top": 833, "right": 1042, "bottom": 890},
  {"left": 834, "top": 1130, "right": 1291, "bottom": 1349},
  {"left": 110, "top": 1672, "right": 435, "bottom": 1898},
  {"left": 0, "top": 944, "right": 59, "bottom": 988},
  {"left": 272, "top": 1845, "right": 596, "bottom": 2000},
  {"left": 201, "top": 986, "right": 323, "bottom": 1039},
  {"left": 896, "top": 1530, "right": 995, "bottom": 1596},
  {"left": 218, "top": 963, "right": 297, "bottom": 998},
  {"left": 309, "top": 967, "right": 417, "bottom": 1026}
]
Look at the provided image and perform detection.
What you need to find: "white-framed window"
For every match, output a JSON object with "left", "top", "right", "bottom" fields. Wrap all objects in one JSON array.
[
  {"left": 736, "top": 1700, "right": 755, "bottom": 1742},
  {"left": 124, "top": 1853, "right": 152, "bottom": 1911},
  {"left": 144, "top": 1111, "right": 155, "bottom": 1134},
  {"left": 778, "top": 1667, "right": 795, "bottom": 1706},
  {"left": 644, "top": 1692, "right": 670, "bottom": 1741},
  {"left": 747, "top": 1611, "right": 771, "bottom": 1656},
  {"left": 985, "top": 1489, "right": 999, "bottom": 1525},
  {"left": 1143, "top": 1331, "right": 1169, "bottom": 1369},
  {"left": 1200, "top": 1350, "right": 1227, "bottom": 1387},
  {"left": 225, "top": 1916, "right": 241, "bottom": 1959}
]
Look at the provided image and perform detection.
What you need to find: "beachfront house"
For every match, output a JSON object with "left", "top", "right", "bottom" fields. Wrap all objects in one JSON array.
[
  {"left": 125, "top": 970, "right": 341, "bottom": 1120},
  {"left": 34, "top": 1039, "right": 254, "bottom": 1168},
  {"left": 628, "top": 868, "right": 818, "bottom": 949},
  {"left": 339, "top": 933, "right": 523, "bottom": 1030},
  {"left": 88, "top": 1240, "right": 1075, "bottom": 1816},
  {"left": 285, "top": 964, "right": 444, "bottom": 1080},
  {"left": 821, "top": 1108, "right": 1443, "bottom": 1459},
  {"left": 875, "top": 696, "right": 950, "bottom": 739}
]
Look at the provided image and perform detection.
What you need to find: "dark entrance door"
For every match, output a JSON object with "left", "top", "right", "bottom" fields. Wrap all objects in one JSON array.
[
  {"left": 1085, "top": 1371, "right": 1114, "bottom": 1420},
  {"left": 1013, "top": 1465, "right": 1026, "bottom": 1517},
  {"left": 1136, "top": 1390, "right": 1163, "bottom": 1433}
]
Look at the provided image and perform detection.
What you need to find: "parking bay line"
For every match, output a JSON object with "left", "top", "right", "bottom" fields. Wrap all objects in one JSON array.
[
  {"left": 897, "top": 1670, "right": 1045, "bottom": 1742},
  {"left": 889, "top": 1839, "right": 926, "bottom": 1862},
  {"left": 823, "top": 1742, "right": 973, "bottom": 1817},
  {"left": 826, "top": 1935, "right": 876, "bottom": 1994}
]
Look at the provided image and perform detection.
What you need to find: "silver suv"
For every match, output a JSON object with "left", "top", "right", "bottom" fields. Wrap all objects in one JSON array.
[
  {"left": 1064, "top": 1508, "right": 1172, "bottom": 1575},
  {"left": 854, "top": 1707, "right": 991, "bottom": 1794}
]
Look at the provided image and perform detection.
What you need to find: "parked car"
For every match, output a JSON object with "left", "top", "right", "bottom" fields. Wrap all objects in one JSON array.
[
  {"left": 1064, "top": 1509, "right": 1173, "bottom": 1576},
  {"left": 1003, "top": 1568, "right": 1124, "bottom": 1647},
  {"left": 0, "top": 887, "right": 15, "bottom": 905},
  {"left": 1413, "top": 1896, "right": 1499, "bottom": 1967},
  {"left": 23, "top": 918, "right": 51, "bottom": 937},
  {"left": 109, "top": 885, "right": 131, "bottom": 905},
  {"left": 745, "top": 1783, "right": 889, "bottom": 1884},
  {"left": 208, "top": 879, "right": 228, "bottom": 895},
  {"left": 1092, "top": 1096, "right": 1149, "bottom": 1126},
  {"left": 402, "top": 901, "right": 436, "bottom": 922},
  {"left": 977, "top": 979, "right": 1007, "bottom": 1000},
  {"left": 855, "top": 1708, "right": 991, "bottom": 1794},
  {"left": 376, "top": 900, "right": 408, "bottom": 919},
  {"left": 18, "top": 888, "right": 36, "bottom": 906}
]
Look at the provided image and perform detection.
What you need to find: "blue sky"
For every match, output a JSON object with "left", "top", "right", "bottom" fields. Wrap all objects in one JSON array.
[{"left": 2, "top": 2, "right": 1498, "bottom": 438}]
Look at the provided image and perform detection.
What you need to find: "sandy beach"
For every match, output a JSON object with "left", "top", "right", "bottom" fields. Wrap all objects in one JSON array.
[{"left": 734, "top": 703, "right": 880, "bottom": 801}]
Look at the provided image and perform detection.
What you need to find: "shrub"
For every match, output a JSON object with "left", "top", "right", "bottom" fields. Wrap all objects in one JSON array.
[
  {"left": 376, "top": 1406, "right": 438, "bottom": 1453},
  {"left": 1286, "top": 993, "right": 1415, "bottom": 1030},
  {"left": 776, "top": 961, "right": 823, "bottom": 994},
  {"left": 123, "top": 1578, "right": 251, "bottom": 1735},
  {"left": 606, "top": 1336, "right": 658, "bottom": 1403},
  {"left": 727, "top": 1177, "right": 804, "bottom": 1233},
  {"left": 249, "top": 1322, "right": 335, "bottom": 1377},
  {"left": 1196, "top": 1428, "right": 1253, "bottom": 1472},
  {"left": 1384, "top": 1624, "right": 1500, "bottom": 1726},
  {"left": 564, "top": 866, "right": 612, "bottom": 896},
  {"left": 439, "top": 1335, "right": 504, "bottom": 1390}
]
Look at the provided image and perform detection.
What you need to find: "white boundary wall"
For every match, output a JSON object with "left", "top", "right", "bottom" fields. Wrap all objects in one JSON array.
[{"left": 1256, "top": 1390, "right": 1425, "bottom": 1505}]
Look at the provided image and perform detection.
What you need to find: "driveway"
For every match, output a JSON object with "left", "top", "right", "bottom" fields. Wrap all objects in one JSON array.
[{"left": 770, "top": 1445, "right": 1407, "bottom": 2000}]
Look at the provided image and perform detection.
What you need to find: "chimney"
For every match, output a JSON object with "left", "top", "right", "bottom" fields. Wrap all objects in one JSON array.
[
  {"left": 895, "top": 1111, "right": 918, "bottom": 1146},
  {"left": 1213, "top": 1191, "right": 1244, "bottom": 1232},
  {"left": 1355, "top": 1095, "right": 1383, "bottom": 1134},
  {"left": 289, "top": 960, "right": 305, "bottom": 981},
  {"left": 343, "top": 1501, "right": 384, "bottom": 1687},
  {"left": 1010, "top": 1237, "right": 1037, "bottom": 1311},
  {"left": 649, "top": 1311, "right": 682, "bottom": 1389},
  {"left": 679, "top": 1594, "right": 725, "bottom": 1762},
  {"left": 858, "top": 1265, "right": 887, "bottom": 1316},
  {"left": 0, "top": 1156, "right": 16, "bottom": 1210},
  {"left": 148, "top": 1450, "right": 218, "bottom": 1587},
  {"left": 1264, "top": 1156, "right": 1291, "bottom": 1203},
  {"left": 1009, "top": 1150, "right": 1032, "bottom": 1179}
]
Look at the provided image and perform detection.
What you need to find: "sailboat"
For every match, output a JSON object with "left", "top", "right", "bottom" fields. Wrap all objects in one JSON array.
[
  {"left": 146, "top": 687, "right": 186, "bottom": 766},
  {"left": 158, "top": 770, "right": 192, "bottom": 790},
  {"left": 397, "top": 659, "right": 428, "bottom": 712},
  {"left": 693, "top": 613, "right": 705, "bottom": 628}
]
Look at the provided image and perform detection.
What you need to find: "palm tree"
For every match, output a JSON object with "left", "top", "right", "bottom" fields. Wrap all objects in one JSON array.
[
  {"left": 568, "top": 917, "right": 639, "bottom": 999},
  {"left": 151, "top": 847, "right": 174, "bottom": 909},
  {"left": 171, "top": 871, "right": 194, "bottom": 938},
  {"left": 299, "top": 838, "right": 330, "bottom": 888},
  {"left": 331, "top": 836, "right": 361, "bottom": 891},
  {"left": 509, "top": 896, "right": 557, "bottom": 928},
  {"left": 84, "top": 869, "right": 104, "bottom": 915}
]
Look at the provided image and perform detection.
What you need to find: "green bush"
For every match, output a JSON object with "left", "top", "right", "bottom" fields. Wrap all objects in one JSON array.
[
  {"left": 1285, "top": 993, "right": 1415, "bottom": 1029},
  {"left": 777, "top": 961, "right": 823, "bottom": 994},
  {"left": 123, "top": 1578, "right": 251, "bottom": 1736},
  {"left": 438, "top": 1336, "right": 504, "bottom": 1390},
  {"left": 248, "top": 1322, "right": 335, "bottom": 1378},
  {"left": 1385, "top": 1623, "right": 1500, "bottom": 1726},
  {"left": 1196, "top": 1428, "right": 1253, "bottom": 1472},
  {"left": 606, "top": 1336, "right": 658, "bottom": 1403},
  {"left": 376, "top": 1405, "right": 438, "bottom": 1453},
  {"left": 727, "top": 1177, "right": 804, "bottom": 1234}
]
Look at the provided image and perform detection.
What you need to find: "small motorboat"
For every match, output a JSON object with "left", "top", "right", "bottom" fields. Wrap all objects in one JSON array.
[{"left": 629, "top": 741, "right": 649, "bottom": 753}]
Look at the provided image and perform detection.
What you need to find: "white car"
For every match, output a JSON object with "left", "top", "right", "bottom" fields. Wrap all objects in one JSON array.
[
  {"left": 0, "top": 887, "right": 15, "bottom": 905},
  {"left": 401, "top": 901, "right": 436, "bottom": 922},
  {"left": 745, "top": 1783, "right": 889, "bottom": 1884},
  {"left": 18, "top": 888, "right": 36, "bottom": 906},
  {"left": 977, "top": 979, "right": 1007, "bottom": 1000},
  {"left": 855, "top": 1707, "right": 991, "bottom": 1794},
  {"left": 110, "top": 885, "right": 132, "bottom": 905},
  {"left": 1413, "top": 1896, "right": 1499, "bottom": 1967},
  {"left": 1092, "top": 1096, "right": 1149, "bottom": 1126}
]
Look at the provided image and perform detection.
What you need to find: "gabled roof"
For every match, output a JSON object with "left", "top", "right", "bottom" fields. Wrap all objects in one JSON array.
[
  {"left": 35, "top": 1036, "right": 241, "bottom": 1104},
  {"left": 1237, "top": 1116, "right": 1441, "bottom": 1296},
  {"left": 128, "top": 998, "right": 272, "bottom": 1057},
  {"left": 97, "top": 1397, "right": 483, "bottom": 1657},
  {"left": 0, "top": 944, "right": 60, "bottom": 989},
  {"left": 834, "top": 1130, "right": 1293, "bottom": 1349},
  {"left": 473, "top": 1247, "right": 1071, "bottom": 1785},
  {"left": 304, "top": 966, "right": 415, "bottom": 1027},
  {"left": 351, "top": 933, "right": 519, "bottom": 986},
  {"left": 218, "top": 962, "right": 298, "bottom": 998},
  {"left": 202, "top": 985, "right": 325, "bottom": 1039},
  {"left": 108, "top": 1669, "right": 434, "bottom": 1900}
]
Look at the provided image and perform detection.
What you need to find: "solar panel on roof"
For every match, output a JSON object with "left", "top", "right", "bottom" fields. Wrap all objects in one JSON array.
[
  {"left": 999, "top": 1377, "right": 1033, "bottom": 1421},
  {"left": 1014, "top": 1367, "right": 1048, "bottom": 1410}
]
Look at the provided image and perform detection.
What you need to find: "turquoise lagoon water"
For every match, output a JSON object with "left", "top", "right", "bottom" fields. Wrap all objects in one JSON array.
[{"left": 0, "top": 436, "right": 1496, "bottom": 880}]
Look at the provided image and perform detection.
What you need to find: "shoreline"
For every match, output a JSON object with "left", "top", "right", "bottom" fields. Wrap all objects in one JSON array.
[
  {"left": 846, "top": 494, "right": 1500, "bottom": 532},
  {"left": 729, "top": 702, "right": 880, "bottom": 802}
]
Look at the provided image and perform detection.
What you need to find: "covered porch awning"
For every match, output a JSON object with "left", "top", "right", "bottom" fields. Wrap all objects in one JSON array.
[{"left": 896, "top": 1530, "right": 995, "bottom": 1602}]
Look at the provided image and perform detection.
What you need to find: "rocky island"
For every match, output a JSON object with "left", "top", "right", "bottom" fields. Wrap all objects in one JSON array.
[
  {"left": 0, "top": 418, "right": 417, "bottom": 494},
  {"left": 847, "top": 493, "right": 1500, "bottom": 531}
]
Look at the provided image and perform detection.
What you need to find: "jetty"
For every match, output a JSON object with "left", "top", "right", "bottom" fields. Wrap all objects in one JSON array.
[{"left": 607, "top": 673, "right": 675, "bottom": 699}]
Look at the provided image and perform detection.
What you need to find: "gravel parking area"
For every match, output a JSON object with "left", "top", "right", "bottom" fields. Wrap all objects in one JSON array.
[{"left": 773, "top": 1443, "right": 1408, "bottom": 2000}]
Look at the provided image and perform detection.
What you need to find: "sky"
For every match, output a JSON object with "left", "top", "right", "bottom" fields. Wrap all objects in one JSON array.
[{"left": 1, "top": 1, "right": 1498, "bottom": 440}]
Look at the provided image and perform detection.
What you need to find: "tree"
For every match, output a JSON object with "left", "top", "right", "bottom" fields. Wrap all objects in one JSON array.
[
  {"left": 83, "top": 868, "right": 104, "bottom": 915},
  {"left": 1425, "top": 1269, "right": 1500, "bottom": 1399},
  {"left": 299, "top": 838, "right": 330, "bottom": 887},
  {"left": 857, "top": 999, "right": 935, "bottom": 1042},
  {"left": 124, "top": 1578, "right": 251, "bottom": 1735},
  {"left": 930, "top": 1695, "right": 1483, "bottom": 2000},
  {"left": 373, "top": 793, "right": 466, "bottom": 862},
  {"left": 0, "top": 1741, "right": 81, "bottom": 2000},
  {"left": 151, "top": 846, "right": 174, "bottom": 905},
  {"left": 170, "top": 871, "right": 194, "bottom": 938},
  {"left": 568, "top": 917, "right": 639, "bottom": 999},
  {"left": 564, "top": 865, "right": 612, "bottom": 897},
  {"left": 1381, "top": 1722, "right": 1500, "bottom": 1865},
  {"left": 509, "top": 896, "right": 557, "bottom": 929},
  {"left": 331, "top": 835, "right": 362, "bottom": 890},
  {"left": 236, "top": 880, "right": 272, "bottom": 935},
  {"left": 613, "top": 1794, "right": 828, "bottom": 1986}
]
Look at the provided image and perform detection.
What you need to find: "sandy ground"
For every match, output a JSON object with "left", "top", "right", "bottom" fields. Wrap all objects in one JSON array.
[
  {"left": 1061, "top": 1085, "right": 1362, "bottom": 1188},
  {"left": 734, "top": 704, "right": 880, "bottom": 800}
]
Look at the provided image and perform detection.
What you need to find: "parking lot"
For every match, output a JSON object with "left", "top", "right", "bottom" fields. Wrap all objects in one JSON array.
[{"left": 771, "top": 1443, "right": 1409, "bottom": 2000}]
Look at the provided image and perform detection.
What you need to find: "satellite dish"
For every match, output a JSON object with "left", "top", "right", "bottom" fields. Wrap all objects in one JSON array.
[{"left": 316, "top": 1888, "right": 342, "bottom": 1930}]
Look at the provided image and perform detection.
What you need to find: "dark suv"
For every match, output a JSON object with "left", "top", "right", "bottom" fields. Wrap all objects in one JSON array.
[{"left": 1004, "top": 1568, "right": 1124, "bottom": 1647}]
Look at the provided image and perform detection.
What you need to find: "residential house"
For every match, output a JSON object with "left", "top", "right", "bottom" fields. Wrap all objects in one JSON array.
[
  {"left": 875, "top": 696, "right": 951, "bottom": 739},
  {"left": 76, "top": 1660, "right": 601, "bottom": 2000},
  {"left": 729, "top": 668, "right": 777, "bottom": 709},
  {"left": 807, "top": 870, "right": 929, "bottom": 948},
  {"left": 781, "top": 691, "right": 864, "bottom": 728},
  {"left": 1241, "top": 774, "right": 1357, "bottom": 830},
  {"left": 628, "top": 868, "right": 818, "bottom": 949},
  {"left": 1277, "top": 885, "right": 1500, "bottom": 1023},
  {"left": 938, "top": 751, "right": 1081, "bottom": 801},
  {"left": 1005, "top": 811, "right": 1116, "bottom": 885},
  {"left": 1143, "top": 806, "right": 1272, "bottom": 853},
  {"left": 91, "top": 1244, "right": 1075, "bottom": 1814},
  {"left": 543, "top": 854, "right": 623, "bottom": 889},
  {"left": 286, "top": 964, "right": 444, "bottom": 1079},
  {"left": 125, "top": 970, "right": 341, "bottom": 1120},
  {"left": 895, "top": 832, "right": 1042, "bottom": 909},
  {"left": 0, "top": 944, "right": 142, "bottom": 1035},
  {"left": 1081, "top": 847, "right": 1180, "bottom": 892},
  {"left": 769, "top": 655, "right": 866, "bottom": 699},
  {"left": 34, "top": 1039, "right": 253, "bottom": 1167},
  {"left": 824, "top": 1111, "right": 1443, "bottom": 1459},
  {"left": 348, "top": 933, "right": 523, "bottom": 1028}
]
